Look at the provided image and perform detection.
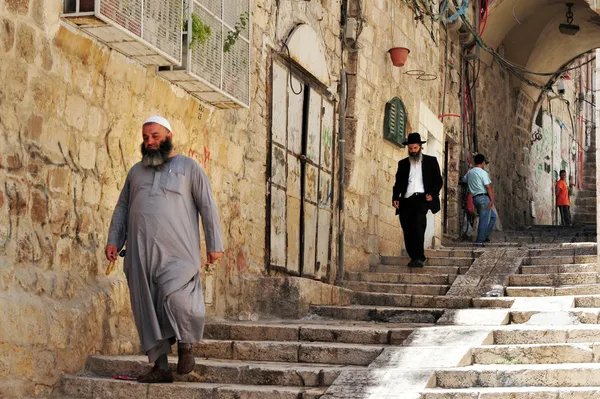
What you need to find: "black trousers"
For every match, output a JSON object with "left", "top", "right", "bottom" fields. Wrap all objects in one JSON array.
[
  {"left": 399, "top": 195, "right": 429, "bottom": 261},
  {"left": 558, "top": 205, "right": 571, "bottom": 226}
]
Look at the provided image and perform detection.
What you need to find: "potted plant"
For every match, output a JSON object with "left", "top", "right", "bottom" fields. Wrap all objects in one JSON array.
[{"left": 388, "top": 47, "right": 410, "bottom": 67}]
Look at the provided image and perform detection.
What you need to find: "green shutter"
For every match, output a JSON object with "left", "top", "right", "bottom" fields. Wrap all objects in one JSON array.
[{"left": 383, "top": 97, "right": 407, "bottom": 147}]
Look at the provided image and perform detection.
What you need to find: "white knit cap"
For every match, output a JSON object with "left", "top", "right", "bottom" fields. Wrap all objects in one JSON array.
[{"left": 143, "top": 116, "right": 172, "bottom": 132}]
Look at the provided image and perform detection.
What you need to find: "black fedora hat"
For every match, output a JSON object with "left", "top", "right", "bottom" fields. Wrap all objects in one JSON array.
[{"left": 402, "top": 132, "right": 427, "bottom": 146}]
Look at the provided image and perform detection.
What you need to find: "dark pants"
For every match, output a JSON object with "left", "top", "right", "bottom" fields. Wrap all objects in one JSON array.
[
  {"left": 399, "top": 195, "right": 428, "bottom": 261},
  {"left": 558, "top": 205, "right": 571, "bottom": 226}
]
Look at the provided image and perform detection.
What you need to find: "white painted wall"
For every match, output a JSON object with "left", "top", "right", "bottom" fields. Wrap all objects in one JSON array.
[{"left": 418, "top": 101, "right": 445, "bottom": 249}]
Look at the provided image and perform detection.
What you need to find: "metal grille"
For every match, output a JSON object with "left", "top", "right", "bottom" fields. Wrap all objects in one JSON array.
[
  {"left": 99, "top": 0, "right": 143, "bottom": 37},
  {"left": 190, "top": 1, "right": 222, "bottom": 89},
  {"left": 143, "top": 0, "right": 183, "bottom": 62},
  {"left": 188, "top": 0, "right": 250, "bottom": 107},
  {"left": 223, "top": 28, "right": 250, "bottom": 104},
  {"left": 223, "top": 0, "right": 249, "bottom": 39}
]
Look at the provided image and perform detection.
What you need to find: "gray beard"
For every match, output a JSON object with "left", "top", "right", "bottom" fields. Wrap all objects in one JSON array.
[{"left": 142, "top": 152, "right": 167, "bottom": 167}]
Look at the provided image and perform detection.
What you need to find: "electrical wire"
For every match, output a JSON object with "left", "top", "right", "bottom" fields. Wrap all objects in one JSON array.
[
  {"left": 450, "top": 0, "right": 596, "bottom": 89},
  {"left": 440, "top": 6, "right": 450, "bottom": 122},
  {"left": 282, "top": 42, "right": 303, "bottom": 95}
]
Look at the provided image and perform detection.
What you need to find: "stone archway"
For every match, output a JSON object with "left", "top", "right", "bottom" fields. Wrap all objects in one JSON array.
[{"left": 284, "top": 23, "right": 331, "bottom": 87}]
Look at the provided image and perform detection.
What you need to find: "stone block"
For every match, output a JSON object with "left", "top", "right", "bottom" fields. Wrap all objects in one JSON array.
[
  {"left": 61, "top": 376, "right": 92, "bottom": 398},
  {"left": 91, "top": 377, "right": 148, "bottom": 398},
  {"left": 233, "top": 341, "right": 298, "bottom": 362},
  {"left": 15, "top": 23, "right": 36, "bottom": 63},
  {"left": 0, "top": 18, "right": 15, "bottom": 53},
  {"left": 299, "top": 325, "right": 390, "bottom": 345},
  {"left": 147, "top": 384, "right": 213, "bottom": 399},
  {"left": 437, "top": 309, "right": 510, "bottom": 326},
  {"left": 6, "top": 0, "right": 30, "bottom": 15},
  {"left": 228, "top": 324, "right": 299, "bottom": 342},
  {"left": 193, "top": 340, "right": 233, "bottom": 359},
  {"left": 299, "top": 343, "right": 383, "bottom": 366}
]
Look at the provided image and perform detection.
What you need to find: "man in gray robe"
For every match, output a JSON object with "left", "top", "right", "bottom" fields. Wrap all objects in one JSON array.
[{"left": 106, "top": 116, "right": 224, "bottom": 383}]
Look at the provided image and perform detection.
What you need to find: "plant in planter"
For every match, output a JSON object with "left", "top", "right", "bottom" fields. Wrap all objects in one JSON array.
[
  {"left": 187, "top": 13, "right": 212, "bottom": 49},
  {"left": 223, "top": 11, "right": 249, "bottom": 53}
]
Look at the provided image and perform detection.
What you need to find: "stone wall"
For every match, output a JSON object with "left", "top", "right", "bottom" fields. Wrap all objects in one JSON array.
[
  {"left": 528, "top": 62, "right": 593, "bottom": 225},
  {"left": 0, "top": 0, "right": 343, "bottom": 395},
  {"left": 343, "top": 0, "right": 457, "bottom": 269}
]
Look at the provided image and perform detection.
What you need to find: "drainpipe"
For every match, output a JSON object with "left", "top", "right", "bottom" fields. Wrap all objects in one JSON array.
[
  {"left": 550, "top": 101, "right": 556, "bottom": 225},
  {"left": 336, "top": 70, "right": 347, "bottom": 285},
  {"left": 472, "top": 0, "right": 480, "bottom": 153}
]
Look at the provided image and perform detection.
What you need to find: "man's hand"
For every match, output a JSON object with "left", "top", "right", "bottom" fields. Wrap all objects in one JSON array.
[
  {"left": 488, "top": 200, "right": 494, "bottom": 210},
  {"left": 425, "top": 194, "right": 433, "bottom": 202},
  {"left": 393, "top": 200, "right": 400, "bottom": 209},
  {"left": 105, "top": 245, "right": 118, "bottom": 262},
  {"left": 207, "top": 252, "right": 224, "bottom": 264}
]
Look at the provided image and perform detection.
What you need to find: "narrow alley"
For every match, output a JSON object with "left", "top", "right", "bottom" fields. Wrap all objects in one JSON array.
[{"left": 3, "top": 0, "right": 600, "bottom": 398}]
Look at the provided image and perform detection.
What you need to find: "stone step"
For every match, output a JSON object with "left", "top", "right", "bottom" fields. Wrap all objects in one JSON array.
[
  {"left": 342, "top": 281, "right": 449, "bottom": 296},
  {"left": 345, "top": 272, "right": 451, "bottom": 285},
  {"left": 422, "top": 387, "right": 600, "bottom": 399},
  {"left": 511, "top": 308, "right": 600, "bottom": 324},
  {"left": 520, "top": 264, "right": 597, "bottom": 274},
  {"left": 506, "top": 284, "right": 600, "bottom": 296},
  {"left": 509, "top": 272, "right": 599, "bottom": 286},
  {"left": 472, "top": 298, "right": 515, "bottom": 308},
  {"left": 576, "top": 207, "right": 598, "bottom": 213},
  {"left": 400, "top": 249, "right": 481, "bottom": 258},
  {"left": 310, "top": 305, "right": 444, "bottom": 323},
  {"left": 494, "top": 326, "right": 600, "bottom": 345},
  {"left": 528, "top": 247, "right": 596, "bottom": 257},
  {"left": 61, "top": 376, "right": 327, "bottom": 399},
  {"left": 436, "top": 363, "right": 600, "bottom": 388},
  {"left": 573, "top": 211, "right": 597, "bottom": 218},
  {"left": 193, "top": 340, "right": 385, "bottom": 366},
  {"left": 576, "top": 190, "right": 596, "bottom": 198},
  {"left": 85, "top": 355, "right": 363, "bottom": 387},
  {"left": 352, "top": 292, "right": 471, "bottom": 308},
  {"left": 204, "top": 321, "right": 415, "bottom": 345},
  {"left": 574, "top": 196, "right": 596, "bottom": 206},
  {"left": 575, "top": 295, "right": 600, "bottom": 308},
  {"left": 524, "top": 255, "right": 596, "bottom": 265},
  {"left": 471, "top": 343, "right": 600, "bottom": 365},
  {"left": 371, "top": 264, "right": 463, "bottom": 275},
  {"left": 381, "top": 256, "right": 474, "bottom": 267}
]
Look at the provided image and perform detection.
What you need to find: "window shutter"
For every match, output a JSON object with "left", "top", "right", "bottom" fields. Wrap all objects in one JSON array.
[{"left": 383, "top": 97, "right": 407, "bottom": 147}]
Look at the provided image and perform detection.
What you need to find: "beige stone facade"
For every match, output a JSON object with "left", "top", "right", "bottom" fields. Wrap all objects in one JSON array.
[
  {"left": 0, "top": 0, "right": 346, "bottom": 395},
  {"left": 1, "top": 0, "right": 600, "bottom": 396}
]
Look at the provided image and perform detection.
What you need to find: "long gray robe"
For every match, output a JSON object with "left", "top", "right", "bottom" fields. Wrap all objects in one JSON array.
[{"left": 107, "top": 155, "right": 223, "bottom": 362}]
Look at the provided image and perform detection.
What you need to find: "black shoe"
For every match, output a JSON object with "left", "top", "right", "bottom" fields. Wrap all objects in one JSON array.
[
  {"left": 415, "top": 259, "right": 425, "bottom": 268},
  {"left": 137, "top": 365, "right": 174, "bottom": 384},
  {"left": 407, "top": 259, "right": 417, "bottom": 267}
]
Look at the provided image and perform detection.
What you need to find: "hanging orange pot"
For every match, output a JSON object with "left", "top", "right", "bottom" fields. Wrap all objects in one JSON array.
[{"left": 388, "top": 47, "right": 410, "bottom": 67}]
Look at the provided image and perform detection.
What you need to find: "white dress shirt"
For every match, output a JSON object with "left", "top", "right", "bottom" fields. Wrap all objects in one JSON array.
[{"left": 405, "top": 157, "right": 425, "bottom": 198}]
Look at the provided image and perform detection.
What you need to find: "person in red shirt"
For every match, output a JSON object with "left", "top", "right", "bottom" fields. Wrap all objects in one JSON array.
[{"left": 555, "top": 170, "right": 571, "bottom": 226}]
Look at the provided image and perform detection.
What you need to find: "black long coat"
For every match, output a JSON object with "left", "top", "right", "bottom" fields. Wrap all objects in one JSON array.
[{"left": 392, "top": 154, "right": 444, "bottom": 215}]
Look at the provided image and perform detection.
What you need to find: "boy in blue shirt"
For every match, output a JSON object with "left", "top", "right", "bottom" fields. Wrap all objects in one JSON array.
[{"left": 463, "top": 154, "right": 497, "bottom": 245}]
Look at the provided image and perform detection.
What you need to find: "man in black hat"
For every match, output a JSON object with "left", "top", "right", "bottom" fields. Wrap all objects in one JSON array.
[{"left": 392, "top": 132, "right": 443, "bottom": 267}]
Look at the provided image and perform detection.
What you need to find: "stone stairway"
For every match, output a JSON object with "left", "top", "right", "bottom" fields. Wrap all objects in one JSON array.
[
  {"left": 56, "top": 248, "right": 480, "bottom": 398},
  {"left": 311, "top": 249, "right": 481, "bottom": 323},
  {"left": 422, "top": 245, "right": 600, "bottom": 398},
  {"left": 477, "top": 224, "right": 597, "bottom": 244},
  {"left": 573, "top": 136, "right": 596, "bottom": 226}
]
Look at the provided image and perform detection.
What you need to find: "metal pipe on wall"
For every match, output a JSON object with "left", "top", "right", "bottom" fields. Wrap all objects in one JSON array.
[
  {"left": 336, "top": 70, "right": 347, "bottom": 284},
  {"left": 336, "top": 0, "right": 348, "bottom": 285}
]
